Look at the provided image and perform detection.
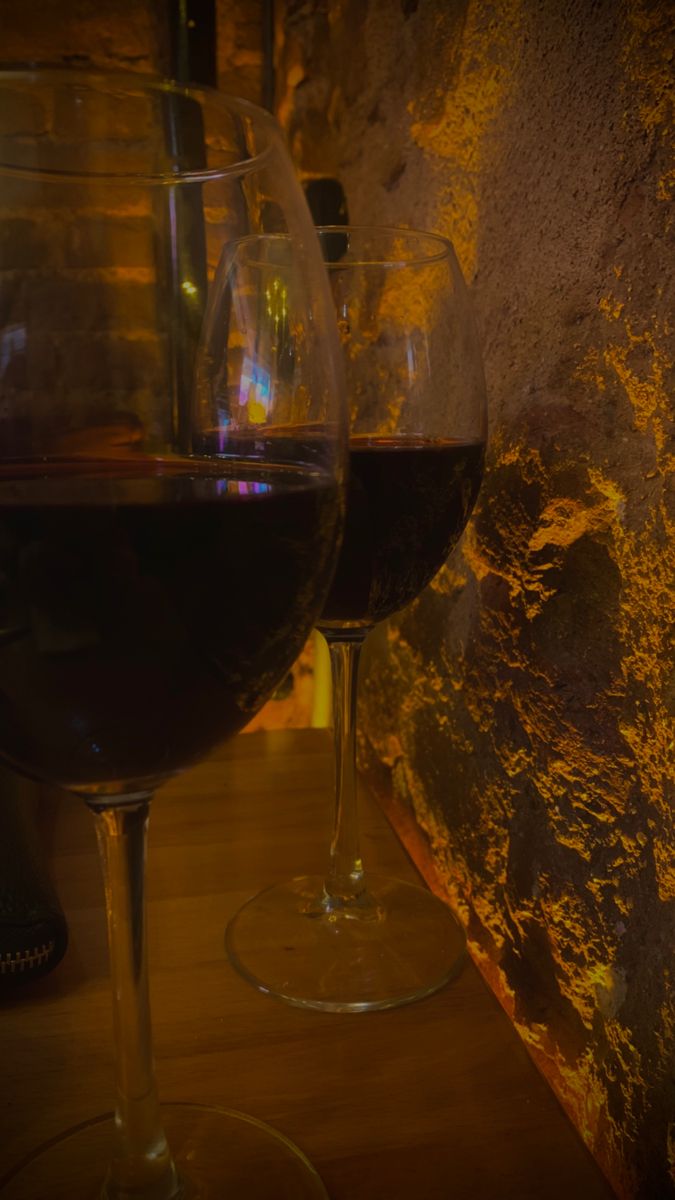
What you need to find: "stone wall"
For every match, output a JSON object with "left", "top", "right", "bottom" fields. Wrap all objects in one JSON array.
[{"left": 275, "top": 2, "right": 675, "bottom": 1197}]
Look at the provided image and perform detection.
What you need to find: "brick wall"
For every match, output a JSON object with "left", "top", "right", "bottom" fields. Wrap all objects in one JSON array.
[
  {"left": 0, "top": 3, "right": 167, "bottom": 453},
  {"left": 0, "top": 92, "right": 170, "bottom": 468},
  {"left": 0, "top": 0, "right": 164, "bottom": 73},
  {"left": 216, "top": 0, "right": 264, "bottom": 104},
  {"left": 0, "top": 4, "right": 317, "bottom": 728}
]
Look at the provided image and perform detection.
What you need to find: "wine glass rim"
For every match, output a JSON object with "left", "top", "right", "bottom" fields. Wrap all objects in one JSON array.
[
  {"left": 0, "top": 67, "right": 274, "bottom": 184},
  {"left": 316, "top": 225, "right": 455, "bottom": 268}
]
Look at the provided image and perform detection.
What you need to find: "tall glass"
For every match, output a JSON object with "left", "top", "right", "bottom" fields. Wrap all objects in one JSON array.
[
  {"left": 227, "top": 226, "right": 487, "bottom": 1012},
  {"left": 0, "top": 72, "right": 345, "bottom": 1198}
]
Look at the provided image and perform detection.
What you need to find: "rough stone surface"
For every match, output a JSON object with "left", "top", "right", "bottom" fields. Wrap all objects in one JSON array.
[{"left": 275, "top": 2, "right": 675, "bottom": 1197}]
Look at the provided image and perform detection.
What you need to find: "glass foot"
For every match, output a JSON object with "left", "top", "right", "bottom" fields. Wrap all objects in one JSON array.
[
  {"left": 0, "top": 1103, "right": 328, "bottom": 1199},
  {"left": 226, "top": 874, "right": 467, "bottom": 1013}
]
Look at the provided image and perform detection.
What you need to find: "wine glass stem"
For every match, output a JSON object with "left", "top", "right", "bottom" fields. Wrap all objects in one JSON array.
[
  {"left": 325, "top": 632, "right": 370, "bottom": 907},
  {"left": 90, "top": 798, "right": 180, "bottom": 1200}
]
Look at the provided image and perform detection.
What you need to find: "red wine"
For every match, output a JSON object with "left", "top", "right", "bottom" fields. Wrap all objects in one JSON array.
[
  {"left": 0, "top": 460, "right": 339, "bottom": 798},
  {"left": 319, "top": 436, "right": 484, "bottom": 627}
]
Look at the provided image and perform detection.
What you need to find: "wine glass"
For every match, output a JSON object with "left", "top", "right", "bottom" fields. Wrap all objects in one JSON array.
[
  {"left": 0, "top": 71, "right": 345, "bottom": 1198},
  {"left": 226, "top": 225, "right": 487, "bottom": 1012}
]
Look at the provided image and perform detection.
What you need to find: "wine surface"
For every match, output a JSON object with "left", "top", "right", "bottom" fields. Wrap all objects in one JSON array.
[
  {"left": 319, "top": 436, "right": 484, "bottom": 628},
  {"left": 0, "top": 460, "right": 339, "bottom": 797}
]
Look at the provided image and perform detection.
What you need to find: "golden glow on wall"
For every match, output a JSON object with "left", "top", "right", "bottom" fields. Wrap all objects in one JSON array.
[
  {"left": 407, "top": 0, "right": 522, "bottom": 279},
  {"left": 274, "top": 3, "right": 673, "bottom": 1194}
]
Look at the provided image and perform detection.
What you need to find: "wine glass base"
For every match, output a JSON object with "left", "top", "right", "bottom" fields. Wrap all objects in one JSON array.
[
  {"left": 0, "top": 1103, "right": 328, "bottom": 1200},
  {"left": 226, "top": 874, "right": 466, "bottom": 1013}
]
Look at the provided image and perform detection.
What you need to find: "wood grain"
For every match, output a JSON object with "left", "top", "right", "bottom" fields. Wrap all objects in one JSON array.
[{"left": 0, "top": 730, "right": 615, "bottom": 1199}]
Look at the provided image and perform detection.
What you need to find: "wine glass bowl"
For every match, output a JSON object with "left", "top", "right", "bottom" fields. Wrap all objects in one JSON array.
[
  {"left": 0, "top": 70, "right": 344, "bottom": 1199},
  {"left": 226, "top": 226, "right": 487, "bottom": 1012}
]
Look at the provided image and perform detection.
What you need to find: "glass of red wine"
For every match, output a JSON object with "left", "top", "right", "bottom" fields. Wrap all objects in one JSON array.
[
  {"left": 226, "top": 225, "right": 487, "bottom": 1012},
  {"left": 0, "top": 72, "right": 345, "bottom": 1198}
]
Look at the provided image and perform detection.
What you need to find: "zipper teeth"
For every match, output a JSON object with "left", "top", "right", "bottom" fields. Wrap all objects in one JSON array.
[{"left": 0, "top": 941, "right": 56, "bottom": 974}]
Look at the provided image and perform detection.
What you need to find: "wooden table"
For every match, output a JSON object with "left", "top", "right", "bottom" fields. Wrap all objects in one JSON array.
[{"left": 0, "top": 729, "right": 614, "bottom": 1199}]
